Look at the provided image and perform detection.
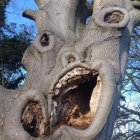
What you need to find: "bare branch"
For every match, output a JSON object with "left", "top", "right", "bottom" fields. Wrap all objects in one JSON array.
[
  {"left": 23, "top": 10, "right": 38, "bottom": 21},
  {"left": 131, "top": 0, "right": 140, "bottom": 10},
  {"left": 34, "top": 0, "right": 48, "bottom": 9},
  {"left": 23, "top": 0, "right": 78, "bottom": 42},
  {"left": 126, "top": 72, "right": 140, "bottom": 92},
  {"left": 121, "top": 106, "right": 140, "bottom": 118},
  {"left": 128, "top": 0, "right": 140, "bottom": 33}
]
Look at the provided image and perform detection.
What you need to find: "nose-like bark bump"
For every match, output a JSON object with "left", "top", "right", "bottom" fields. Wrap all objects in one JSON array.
[{"left": 61, "top": 52, "right": 80, "bottom": 67}]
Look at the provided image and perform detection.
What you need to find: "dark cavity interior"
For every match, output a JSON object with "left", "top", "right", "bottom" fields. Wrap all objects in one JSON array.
[
  {"left": 40, "top": 33, "right": 49, "bottom": 47},
  {"left": 104, "top": 11, "right": 124, "bottom": 23},
  {"left": 21, "top": 101, "right": 47, "bottom": 137},
  {"left": 21, "top": 68, "right": 99, "bottom": 137},
  {"left": 52, "top": 69, "right": 98, "bottom": 131}
]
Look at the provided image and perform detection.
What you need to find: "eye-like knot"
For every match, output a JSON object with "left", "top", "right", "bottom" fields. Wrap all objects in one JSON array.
[
  {"left": 40, "top": 33, "right": 50, "bottom": 47},
  {"left": 33, "top": 31, "right": 55, "bottom": 53},
  {"left": 95, "top": 7, "right": 129, "bottom": 28}
]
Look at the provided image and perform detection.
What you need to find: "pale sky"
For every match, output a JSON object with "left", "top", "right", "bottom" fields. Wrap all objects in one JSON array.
[{"left": 6, "top": 0, "right": 38, "bottom": 26}]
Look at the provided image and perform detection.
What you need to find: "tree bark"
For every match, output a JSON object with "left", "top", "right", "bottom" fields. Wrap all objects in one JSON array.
[{"left": 1, "top": 0, "right": 140, "bottom": 140}]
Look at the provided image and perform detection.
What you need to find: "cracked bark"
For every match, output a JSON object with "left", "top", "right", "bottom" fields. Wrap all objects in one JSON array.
[{"left": 1, "top": 0, "right": 140, "bottom": 140}]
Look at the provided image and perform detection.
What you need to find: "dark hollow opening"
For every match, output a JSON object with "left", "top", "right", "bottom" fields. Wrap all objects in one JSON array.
[
  {"left": 104, "top": 11, "right": 124, "bottom": 23},
  {"left": 40, "top": 33, "right": 49, "bottom": 47},
  {"left": 21, "top": 101, "right": 47, "bottom": 137},
  {"left": 133, "top": 5, "right": 140, "bottom": 10},
  {"left": 54, "top": 74, "right": 98, "bottom": 130}
]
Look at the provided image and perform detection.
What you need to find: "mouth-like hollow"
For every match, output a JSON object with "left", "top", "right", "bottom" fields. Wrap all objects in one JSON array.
[
  {"left": 21, "top": 67, "right": 101, "bottom": 138},
  {"left": 4, "top": 61, "right": 115, "bottom": 139},
  {"left": 51, "top": 67, "right": 101, "bottom": 132}
]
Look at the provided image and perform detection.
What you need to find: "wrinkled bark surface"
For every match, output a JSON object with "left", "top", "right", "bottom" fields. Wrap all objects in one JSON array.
[{"left": 1, "top": 0, "right": 140, "bottom": 140}]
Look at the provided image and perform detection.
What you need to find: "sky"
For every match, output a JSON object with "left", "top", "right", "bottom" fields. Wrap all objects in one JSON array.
[{"left": 6, "top": 0, "right": 38, "bottom": 26}]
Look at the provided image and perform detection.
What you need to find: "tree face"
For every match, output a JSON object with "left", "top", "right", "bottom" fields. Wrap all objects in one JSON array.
[{"left": 1, "top": 0, "right": 140, "bottom": 140}]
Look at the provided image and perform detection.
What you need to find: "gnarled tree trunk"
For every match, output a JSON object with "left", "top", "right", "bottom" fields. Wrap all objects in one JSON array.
[{"left": 1, "top": 0, "right": 140, "bottom": 140}]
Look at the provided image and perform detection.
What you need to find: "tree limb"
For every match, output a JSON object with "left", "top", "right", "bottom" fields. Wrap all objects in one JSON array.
[
  {"left": 126, "top": 72, "right": 140, "bottom": 92},
  {"left": 121, "top": 105, "right": 140, "bottom": 118}
]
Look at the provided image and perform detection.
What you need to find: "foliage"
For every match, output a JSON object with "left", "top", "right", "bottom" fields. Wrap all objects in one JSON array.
[
  {"left": 0, "top": 23, "right": 35, "bottom": 89},
  {"left": 0, "top": 0, "right": 9, "bottom": 27}
]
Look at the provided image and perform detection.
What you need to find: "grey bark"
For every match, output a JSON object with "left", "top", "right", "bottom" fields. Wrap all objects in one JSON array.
[{"left": 0, "top": 0, "right": 140, "bottom": 140}]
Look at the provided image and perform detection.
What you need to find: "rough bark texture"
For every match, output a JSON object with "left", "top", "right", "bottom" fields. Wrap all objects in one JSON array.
[{"left": 1, "top": 0, "right": 140, "bottom": 140}]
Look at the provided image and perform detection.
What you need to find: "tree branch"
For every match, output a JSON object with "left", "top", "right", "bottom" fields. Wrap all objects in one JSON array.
[
  {"left": 34, "top": 0, "right": 48, "bottom": 9},
  {"left": 131, "top": 0, "right": 140, "bottom": 10},
  {"left": 126, "top": 72, "right": 140, "bottom": 92},
  {"left": 121, "top": 105, "right": 140, "bottom": 118}
]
